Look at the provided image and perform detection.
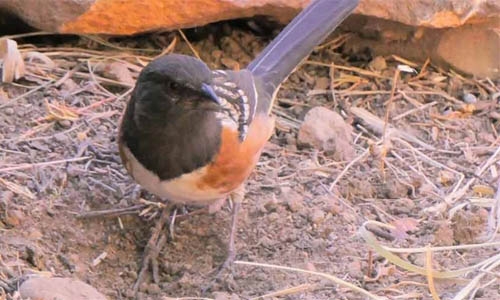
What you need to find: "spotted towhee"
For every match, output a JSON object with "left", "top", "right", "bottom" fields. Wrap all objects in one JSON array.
[{"left": 118, "top": 0, "right": 358, "bottom": 288}]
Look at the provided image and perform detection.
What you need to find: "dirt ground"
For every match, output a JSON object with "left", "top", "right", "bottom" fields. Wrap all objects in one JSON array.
[{"left": 1, "top": 21, "right": 499, "bottom": 300}]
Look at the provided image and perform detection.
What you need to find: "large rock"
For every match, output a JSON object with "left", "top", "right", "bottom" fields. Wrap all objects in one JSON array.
[
  {"left": 1, "top": 0, "right": 498, "bottom": 78},
  {"left": 0, "top": 0, "right": 497, "bottom": 34},
  {"left": 19, "top": 277, "right": 107, "bottom": 300}
]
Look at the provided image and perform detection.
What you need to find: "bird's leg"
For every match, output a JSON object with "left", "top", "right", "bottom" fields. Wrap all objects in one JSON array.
[
  {"left": 203, "top": 185, "right": 245, "bottom": 292},
  {"left": 133, "top": 203, "right": 173, "bottom": 293},
  {"left": 222, "top": 184, "right": 245, "bottom": 272}
]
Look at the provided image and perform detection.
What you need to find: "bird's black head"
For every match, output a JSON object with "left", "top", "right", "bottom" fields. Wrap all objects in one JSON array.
[{"left": 132, "top": 54, "right": 221, "bottom": 121}]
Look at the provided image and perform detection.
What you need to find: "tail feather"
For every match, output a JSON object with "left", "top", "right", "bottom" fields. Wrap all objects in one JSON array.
[{"left": 247, "top": 0, "right": 359, "bottom": 111}]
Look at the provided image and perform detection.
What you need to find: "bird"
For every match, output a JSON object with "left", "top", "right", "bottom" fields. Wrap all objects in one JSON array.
[{"left": 118, "top": 0, "right": 359, "bottom": 291}]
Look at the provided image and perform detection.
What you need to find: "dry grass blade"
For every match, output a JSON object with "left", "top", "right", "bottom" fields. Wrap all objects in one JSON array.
[
  {"left": 329, "top": 147, "right": 369, "bottom": 191},
  {"left": 161, "top": 297, "right": 215, "bottom": 300},
  {"left": 425, "top": 246, "right": 441, "bottom": 300},
  {"left": 235, "top": 261, "right": 386, "bottom": 300},
  {"left": 306, "top": 60, "right": 390, "bottom": 79},
  {"left": 451, "top": 255, "right": 500, "bottom": 300},
  {"left": 250, "top": 283, "right": 317, "bottom": 300},
  {"left": 0, "top": 178, "right": 35, "bottom": 200},
  {"left": 351, "top": 107, "right": 436, "bottom": 151},
  {"left": 486, "top": 180, "right": 500, "bottom": 241},
  {"left": 360, "top": 221, "right": 500, "bottom": 279},
  {"left": 0, "top": 156, "right": 91, "bottom": 173},
  {"left": 155, "top": 36, "right": 178, "bottom": 59},
  {"left": 44, "top": 99, "right": 79, "bottom": 121},
  {"left": 0, "top": 79, "right": 55, "bottom": 109},
  {"left": 177, "top": 30, "right": 200, "bottom": 59}
]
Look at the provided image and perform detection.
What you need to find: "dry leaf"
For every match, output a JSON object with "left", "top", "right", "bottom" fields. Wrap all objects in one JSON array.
[
  {"left": 390, "top": 218, "right": 419, "bottom": 240},
  {"left": 0, "top": 38, "right": 25, "bottom": 82},
  {"left": 472, "top": 185, "right": 495, "bottom": 196}
]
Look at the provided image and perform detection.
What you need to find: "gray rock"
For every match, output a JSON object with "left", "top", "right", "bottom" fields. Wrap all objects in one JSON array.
[
  {"left": 20, "top": 277, "right": 107, "bottom": 300},
  {"left": 297, "top": 107, "right": 355, "bottom": 161}
]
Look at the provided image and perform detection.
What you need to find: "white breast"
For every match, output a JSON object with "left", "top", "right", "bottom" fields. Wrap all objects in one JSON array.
[{"left": 121, "top": 146, "right": 227, "bottom": 206}]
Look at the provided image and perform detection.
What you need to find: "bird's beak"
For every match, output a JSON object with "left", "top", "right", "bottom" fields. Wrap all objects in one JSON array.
[{"left": 201, "top": 83, "right": 221, "bottom": 105}]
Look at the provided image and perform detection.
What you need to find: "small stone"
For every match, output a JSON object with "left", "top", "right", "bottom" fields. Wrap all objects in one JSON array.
[
  {"left": 263, "top": 195, "right": 278, "bottom": 212},
  {"left": 211, "top": 50, "right": 223, "bottom": 59},
  {"left": 27, "top": 228, "right": 43, "bottom": 240},
  {"left": 126, "top": 270, "right": 138, "bottom": 280},
  {"left": 391, "top": 198, "right": 415, "bottom": 214},
  {"left": 58, "top": 120, "right": 72, "bottom": 128},
  {"left": 368, "top": 56, "right": 387, "bottom": 71},
  {"left": 60, "top": 78, "right": 78, "bottom": 93},
  {"left": 4, "top": 209, "right": 25, "bottom": 227},
  {"left": 2, "top": 191, "right": 14, "bottom": 202},
  {"left": 284, "top": 133, "right": 296, "bottom": 146},
  {"left": 213, "top": 292, "right": 241, "bottom": 300},
  {"left": 145, "top": 283, "right": 161, "bottom": 294},
  {"left": 54, "top": 133, "right": 68, "bottom": 142},
  {"left": 19, "top": 277, "right": 107, "bottom": 300},
  {"left": 314, "top": 76, "right": 330, "bottom": 90},
  {"left": 220, "top": 57, "right": 239, "bottom": 70},
  {"left": 283, "top": 190, "right": 303, "bottom": 212},
  {"left": 123, "top": 289, "right": 135, "bottom": 298},
  {"left": 347, "top": 260, "right": 364, "bottom": 279},
  {"left": 4, "top": 107, "right": 14, "bottom": 115},
  {"left": 462, "top": 93, "right": 477, "bottom": 104},
  {"left": 213, "top": 292, "right": 231, "bottom": 300},
  {"left": 268, "top": 212, "right": 280, "bottom": 222},
  {"left": 297, "top": 107, "right": 355, "bottom": 161},
  {"left": 309, "top": 209, "right": 325, "bottom": 225},
  {"left": 433, "top": 222, "right": 454, "bottom": 246},
  {"left": 324, "top": 199, "right": 342, "bottom": 215}
]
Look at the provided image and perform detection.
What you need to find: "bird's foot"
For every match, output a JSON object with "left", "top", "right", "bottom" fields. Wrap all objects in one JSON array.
[{"left": 133, "top": 204, "right": 173, "bottom": 293}]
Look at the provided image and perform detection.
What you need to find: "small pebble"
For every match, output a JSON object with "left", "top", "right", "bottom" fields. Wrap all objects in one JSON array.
[
  {"left": 463, "top": 93, "right": 477, "bottom": 104},
  {"left": 211, "top": 50, "right": 223, "bottom": 59},
  {"left": 4, "top": 107, "right": 14, "bottom": 115},
  {"left": 19, "top": 277, "right": 107, "bottom": 300},
  {"left": 313, "top": 77, "right": 330, "bottom": 90},
  {"left": 309, "top": 209, "right": 325, "bottom": 225},
  {"left": 368, "top": 56, "right": 387, "bottom": 71},
  {"left": 268, "top": 212, "right": 280, "bottom": 222},
  {"left": 4, "top": 209, "right": 25, "bottom": 227},
  {"left": 285, "top": 194, "right": 302, "bottom": 212},
  {"left": 347, "top": 259, "right": 364, "bottom": 279},
  {"left": 54, "top": 133, "right": 68, "bottom": 143},
  {"left": 58, "top": 120, "right": 72, "bottom": 128},
  {"left": 263, "top": 196, "right": 278, "bottom": 212},
  {"left": 145, "top": 283, "right": 161, "bottom": 294},
  {"left": 2, "top": 191, "right": 14, "bottom": 202}
]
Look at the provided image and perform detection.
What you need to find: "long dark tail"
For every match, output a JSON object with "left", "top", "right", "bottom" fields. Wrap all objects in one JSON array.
[{"left": 247, "top": 0, "right": 358, "bottom": 107}]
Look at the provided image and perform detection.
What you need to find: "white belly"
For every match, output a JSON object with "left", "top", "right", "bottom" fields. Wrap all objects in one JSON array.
[{"left": 122, "top": 146, "right": 227, "bottom": 205}]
